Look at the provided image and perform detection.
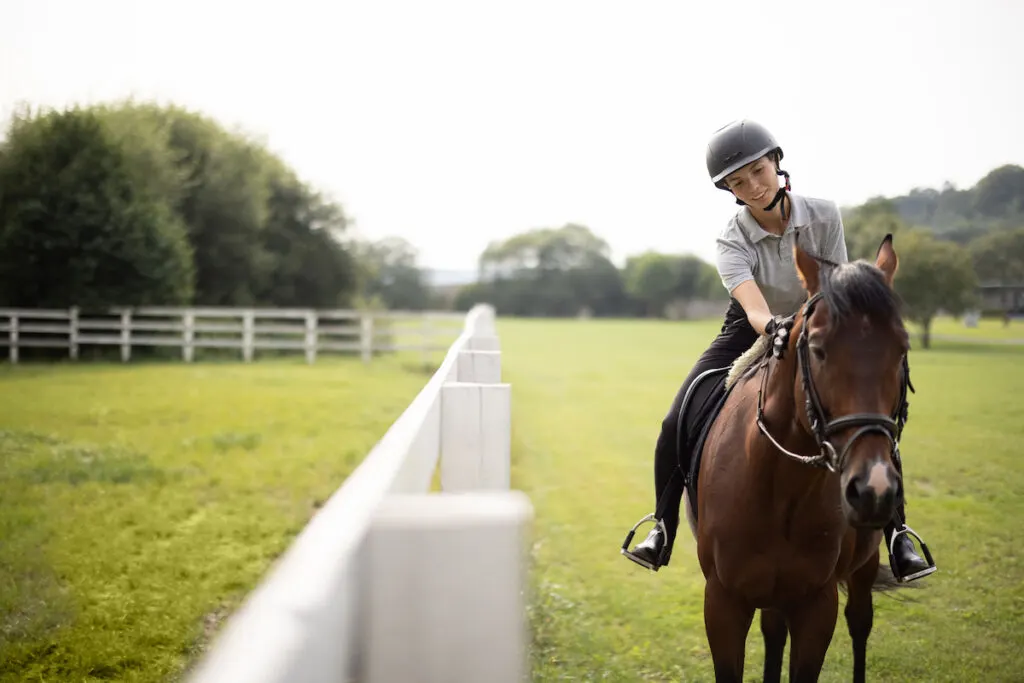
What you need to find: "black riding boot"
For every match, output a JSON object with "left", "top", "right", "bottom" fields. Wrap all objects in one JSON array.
[
  {"left": 621, "top": 516, "right": 669, "bottom": 571},
  {"left": 884, "top": 500, "right": 937, "bottom": 583},
  {"left": 621, "top": 419, "right": 684, "bottom": 572}
]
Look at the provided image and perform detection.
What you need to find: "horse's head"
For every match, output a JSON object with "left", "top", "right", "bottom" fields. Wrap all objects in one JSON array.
[{"left": 791, "top": 235, "right": 910, "bottom": 529}]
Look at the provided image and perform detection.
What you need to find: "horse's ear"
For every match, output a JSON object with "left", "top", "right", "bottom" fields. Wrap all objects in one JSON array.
[
  {"left": 793, "top": 238, "right": 820, "bottom": 294},
  {"left": 875, "top": 233, "right": 898, "bottom": 287}
]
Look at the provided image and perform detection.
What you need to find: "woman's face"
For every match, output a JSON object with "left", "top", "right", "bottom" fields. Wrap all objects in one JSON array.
[{"left": 724, "top": 155, "right": 779, "bottom": 208}]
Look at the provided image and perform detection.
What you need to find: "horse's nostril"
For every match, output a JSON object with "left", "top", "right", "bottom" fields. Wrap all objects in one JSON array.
[{"left": 845, "top": 477, "right": 862, "bottom": 506}]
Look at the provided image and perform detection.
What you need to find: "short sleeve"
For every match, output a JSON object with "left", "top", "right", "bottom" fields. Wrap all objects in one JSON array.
[
  {"left": 715, "top": 233, "right": 755, "bottom": 293},
  {"left": 825, "top": 203, "right": 849, "bottom": 265}
]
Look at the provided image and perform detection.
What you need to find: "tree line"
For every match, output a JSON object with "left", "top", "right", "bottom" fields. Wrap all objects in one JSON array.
[
  {"left": 2, "top": 101, "right": 1022, "bottom": 349},
  {"left": 0, "top": 101, "right": 431, "bottom": 313}
]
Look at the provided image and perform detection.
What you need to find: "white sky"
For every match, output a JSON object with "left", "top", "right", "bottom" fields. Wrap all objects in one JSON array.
[{"left": 3, "top": 0, "right": 1022, "bottom": 271}]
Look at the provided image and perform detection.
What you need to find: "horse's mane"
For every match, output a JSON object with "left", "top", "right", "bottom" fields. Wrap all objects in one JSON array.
[
  {"left": 820, "top": 258, "right": 904, "bottom": 327},
  {"left": 725, "top": 255, "right": 904, "bottom": 390}
]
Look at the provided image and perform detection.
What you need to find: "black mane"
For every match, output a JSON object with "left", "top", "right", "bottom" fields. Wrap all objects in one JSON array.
[{"left": 818, "top": 259, "right": 904, "bottom": 329}]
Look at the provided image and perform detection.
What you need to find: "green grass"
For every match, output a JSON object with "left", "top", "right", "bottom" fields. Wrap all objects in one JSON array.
[
  {"left": 0, "top": 354, "right": 435, "bottom": 682},
  {"left": 501, "top": 317, "right": 1024, "bottom": 682},
  {"left": 912, "top": 315, "right": 1024, "bottom": 343}
]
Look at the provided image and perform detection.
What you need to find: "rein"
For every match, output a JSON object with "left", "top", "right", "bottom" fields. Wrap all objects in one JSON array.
[{"left": 754, "top": 291, "right": 913, "bottom": 474}]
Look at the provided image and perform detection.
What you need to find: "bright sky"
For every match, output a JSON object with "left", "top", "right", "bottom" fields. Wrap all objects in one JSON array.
[{"left": 3, "top": 0, "right": 1022, "bottom": 272}]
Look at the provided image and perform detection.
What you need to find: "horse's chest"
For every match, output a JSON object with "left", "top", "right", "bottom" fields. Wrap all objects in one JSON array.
[{"left": 699, "top": 496, "right": 846, "bottom": 605}]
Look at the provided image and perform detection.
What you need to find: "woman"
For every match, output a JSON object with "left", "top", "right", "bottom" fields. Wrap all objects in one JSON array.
[{"left": 621, "top": 119, "right": 937, "bottom": 583}]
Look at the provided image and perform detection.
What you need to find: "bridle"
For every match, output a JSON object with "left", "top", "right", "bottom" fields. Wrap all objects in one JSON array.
[{"left": 755, "top": 291, "right": 914, "bottom": 475}]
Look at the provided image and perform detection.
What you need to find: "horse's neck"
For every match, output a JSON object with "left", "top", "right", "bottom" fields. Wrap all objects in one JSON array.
[{"left": 758, "top": 355, "right": 821, "bottom": 464}]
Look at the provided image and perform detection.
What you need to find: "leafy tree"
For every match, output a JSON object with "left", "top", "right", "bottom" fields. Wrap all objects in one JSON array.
[
  {"left": 356, "top": 237, "right": 432, "bottom": 311},
  {"left": 892, "top": 230, "right": 978, "bottom": 348},
  {"left": 624, "top": 252, "right": 724, "bottom": 317},
  {"left": 842, "top": 198, "right": 910, "bottom": 261},
  {"left": 967, "top": 227, "right": 1024, "bottom": 314},
  {"left": 0, "top": 105, "right": 194, "bottom": 308},
  {"left": 968, "top": 228, "right": 1024, "bottom": 284},
  {"left": 256, "top": 169, "right": 358, "bottom": 307},
  {"left": 476, "top": 224, "right": 627, "bottom": 317},
  {"left": 99, "top": 103, "right": 276, "bottom": 306}
]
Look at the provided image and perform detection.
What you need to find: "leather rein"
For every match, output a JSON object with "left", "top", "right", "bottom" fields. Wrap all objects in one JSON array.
[{"left": 755, "top": 291, "right": 913, "bottom": 475}]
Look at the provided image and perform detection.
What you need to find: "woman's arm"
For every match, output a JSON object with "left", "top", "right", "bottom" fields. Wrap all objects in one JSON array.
[{"left": 730, "top": 279, "right": 775, "bottom": 335}]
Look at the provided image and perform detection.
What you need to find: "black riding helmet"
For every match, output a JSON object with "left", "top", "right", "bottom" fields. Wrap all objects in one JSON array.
[{"left": 706, "top": 119, "right": 791, "bottom": 219}]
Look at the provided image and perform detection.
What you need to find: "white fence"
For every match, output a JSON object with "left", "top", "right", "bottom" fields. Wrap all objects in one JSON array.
[
  {"left": 185, "top": 303, "right": 533, "bottom": 683},
  {"left": 0, "top": 306, "right": 466, "bottom": 363}
]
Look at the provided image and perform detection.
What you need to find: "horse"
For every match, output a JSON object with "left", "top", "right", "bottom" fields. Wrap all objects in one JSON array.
[{"left": 682, "top": 235, "right": 917, "bottom": 683}]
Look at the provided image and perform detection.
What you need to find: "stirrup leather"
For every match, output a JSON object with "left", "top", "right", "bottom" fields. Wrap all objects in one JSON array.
[
  {"left": 888, "top": 524, "right": 937, "bottom": 583},
  {"left": 620, "top": 513, "right": 667, "bottom": 571}
]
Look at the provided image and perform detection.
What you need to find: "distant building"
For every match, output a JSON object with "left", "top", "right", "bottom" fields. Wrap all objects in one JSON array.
[{"left": 977, "top": 282, "right": 1024, "bottom": 315}]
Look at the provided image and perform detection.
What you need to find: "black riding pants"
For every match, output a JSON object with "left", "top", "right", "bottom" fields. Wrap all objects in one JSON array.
[{"left": 653, "top": 298, "right": 758, "bottom": 562}]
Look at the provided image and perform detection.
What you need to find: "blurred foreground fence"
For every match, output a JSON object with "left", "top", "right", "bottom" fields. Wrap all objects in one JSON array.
[
  {"left": 0, "top": 306, "right": 466, "bottom": 364},
  {"left": 184, "top": 303, "right": 533, "bottom": 683}
]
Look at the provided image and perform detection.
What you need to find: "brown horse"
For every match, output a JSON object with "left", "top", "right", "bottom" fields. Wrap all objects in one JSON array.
[{"left": 682, "top": 235, "right": 916, "bottom": 682}]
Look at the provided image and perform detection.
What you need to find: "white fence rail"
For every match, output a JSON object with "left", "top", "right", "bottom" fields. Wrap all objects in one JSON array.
[
  {"left": 0, "top": 306, "right": 466, "bottom": 363},
  {"left": 185, "top": 303, "right": 533, "bottom": 683}
]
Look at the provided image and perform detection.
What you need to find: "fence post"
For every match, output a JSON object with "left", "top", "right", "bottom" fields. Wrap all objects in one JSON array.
[
  {"left": 363, "top": 492, "right": 532, "bottom": 683},
  {"left": 69, "top": 307, "right": 79, "bottom": 360},
  {"left": 305, "top": 311, "right": 318, "bottom": 365},
  {"left": 183, "top": 311, "right": 195, "bottom": 363},
  {"left": 440, "top": 382, "right": 512, "bottom": 491},
  {"left": 243, "top": 310, "right": 254, "bottom": 363},
  {"left": 456, "top": 350, "right": 501, "bottom": 384},
  {"left": 120, "top": 310, "right": 132, "bottom": 363},
  {"left": 360, "top": 314, "right": 373, "bottom": 364},
  {"left": 9, "top": 314, "right": 18, "bottom": 364}
]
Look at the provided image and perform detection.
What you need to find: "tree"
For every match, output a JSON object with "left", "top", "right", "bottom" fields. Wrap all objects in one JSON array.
[
  {"left": 968, "top": 227, "right": 1024, "bottom": 284},
  {"left": 356, "top": 237, "right": 432, "bottom": 311},
  {"left": 623, "top": 252, "right": 725, "bottom": 317},
  {"left": 842, "top": 198, "right": 909, "bottom": 261},
  {"left": 256, "top": 169, "right": 358, "bottom": 308},
  {"left": 0, "top": 105, "right": 194, "bottom": 308},
  {"left": 968, "top": 227, "right": 1024, "bottom": 314},
  {"left": 476, "top": 224, "right": 627, "bottom": 317},
  {"left": 892, "top": 230, "right": 978, "bottom": 348},
  {"left": 98, "top": 103, "right": 276, "bottom": 306}
]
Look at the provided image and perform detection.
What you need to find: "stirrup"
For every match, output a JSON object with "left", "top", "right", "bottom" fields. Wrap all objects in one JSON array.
[
  {"left": 620, "top": 513, "right": 667, "bottom": 571},
  {"left": 888, "top": 524, "right": 937, "bottom": 583}
]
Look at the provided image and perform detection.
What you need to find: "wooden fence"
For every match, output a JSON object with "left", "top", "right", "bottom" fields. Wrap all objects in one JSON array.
[
  {"left": 184, "top": 303, "right": 533, "bottom": 683},
  {"left": 0, "top": 306, "right": 466, "bottom": 364}
]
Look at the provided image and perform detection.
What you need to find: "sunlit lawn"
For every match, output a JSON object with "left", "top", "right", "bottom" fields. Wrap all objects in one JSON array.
[
  {"left": 0, "top": 354, "right": 434, "bottom": 682},
  {"left": 912, "top": 314, "right": 1024, "bottom": 343},
  {"left": 502, "top": 316, "right": 1024, "bottom": 682}
]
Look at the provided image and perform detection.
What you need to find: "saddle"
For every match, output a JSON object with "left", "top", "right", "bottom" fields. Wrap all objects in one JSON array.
[{"left": 679, "top": 335, "right": 770, "bottom": 523}]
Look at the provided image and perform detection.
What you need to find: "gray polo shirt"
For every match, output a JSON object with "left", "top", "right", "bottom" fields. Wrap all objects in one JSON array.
[{"left": 714, "top": 193, "right": 849, "bottom": 316}]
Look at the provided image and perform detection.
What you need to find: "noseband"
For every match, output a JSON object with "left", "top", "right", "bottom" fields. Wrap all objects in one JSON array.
[{"left": 755, "top": 291, "right": 913, "bottom": 474}]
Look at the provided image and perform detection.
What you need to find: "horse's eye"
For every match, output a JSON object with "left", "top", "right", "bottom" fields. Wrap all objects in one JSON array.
[{"left": 810, "top": 345, "right": 826, "bottom": 361}]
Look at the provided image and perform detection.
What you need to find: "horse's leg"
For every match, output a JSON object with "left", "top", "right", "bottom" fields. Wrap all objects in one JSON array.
[
  {"left": 704, "top": 576, "right": 754, "bottom": 683},
  {"left": 760, "top": 608, "right": 788, "bottom": 683},
  {"left": 785, "top": 582, "right": 838, "bottom": 683},
  {"left": 845, "top": 551, "right": 880, "bottom": 683}
]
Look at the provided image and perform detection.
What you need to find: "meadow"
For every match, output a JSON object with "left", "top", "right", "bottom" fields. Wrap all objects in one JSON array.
[
  {"left": 501, "top": 316, "right": 1024, "bottom": 682},
  {"left": 0, "top": 354, "right": 435, "bottom": 682},
  {"left": 1, "top": 314, "right": 1021, "bottom": 683}
]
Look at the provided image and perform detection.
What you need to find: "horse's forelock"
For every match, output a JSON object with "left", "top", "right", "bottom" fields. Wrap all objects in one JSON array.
[{"left": 817, "top": 260, "right": 903, "bottom": 331}]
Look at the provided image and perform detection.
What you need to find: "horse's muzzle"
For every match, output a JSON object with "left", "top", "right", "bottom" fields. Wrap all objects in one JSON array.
[{"left": 841, "top": 459, "right": 900, "bottom": 528}]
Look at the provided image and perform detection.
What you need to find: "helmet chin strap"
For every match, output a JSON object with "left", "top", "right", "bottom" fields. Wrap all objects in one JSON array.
[{"left": 763, "top": 168, "right": 791, "bottom": 220}]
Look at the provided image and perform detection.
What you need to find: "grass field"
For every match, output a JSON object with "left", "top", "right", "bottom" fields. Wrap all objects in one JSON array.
[
  {"left": 2, "top": 314, "right": 1021, "bottom": 683},
  {"left": 0, "top": 354, "right": 436, "bottom": 682},
  {"left": 911, "top": 315, "right": 1024, "bottom": 344},
  {"left": 501, "top": 316, "right": 1024, "bottom": 682}
]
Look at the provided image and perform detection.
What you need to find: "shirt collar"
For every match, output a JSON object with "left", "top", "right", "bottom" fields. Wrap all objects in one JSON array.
[{"left": 738, "top": 192, "right": 809, "bottom": 242}]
